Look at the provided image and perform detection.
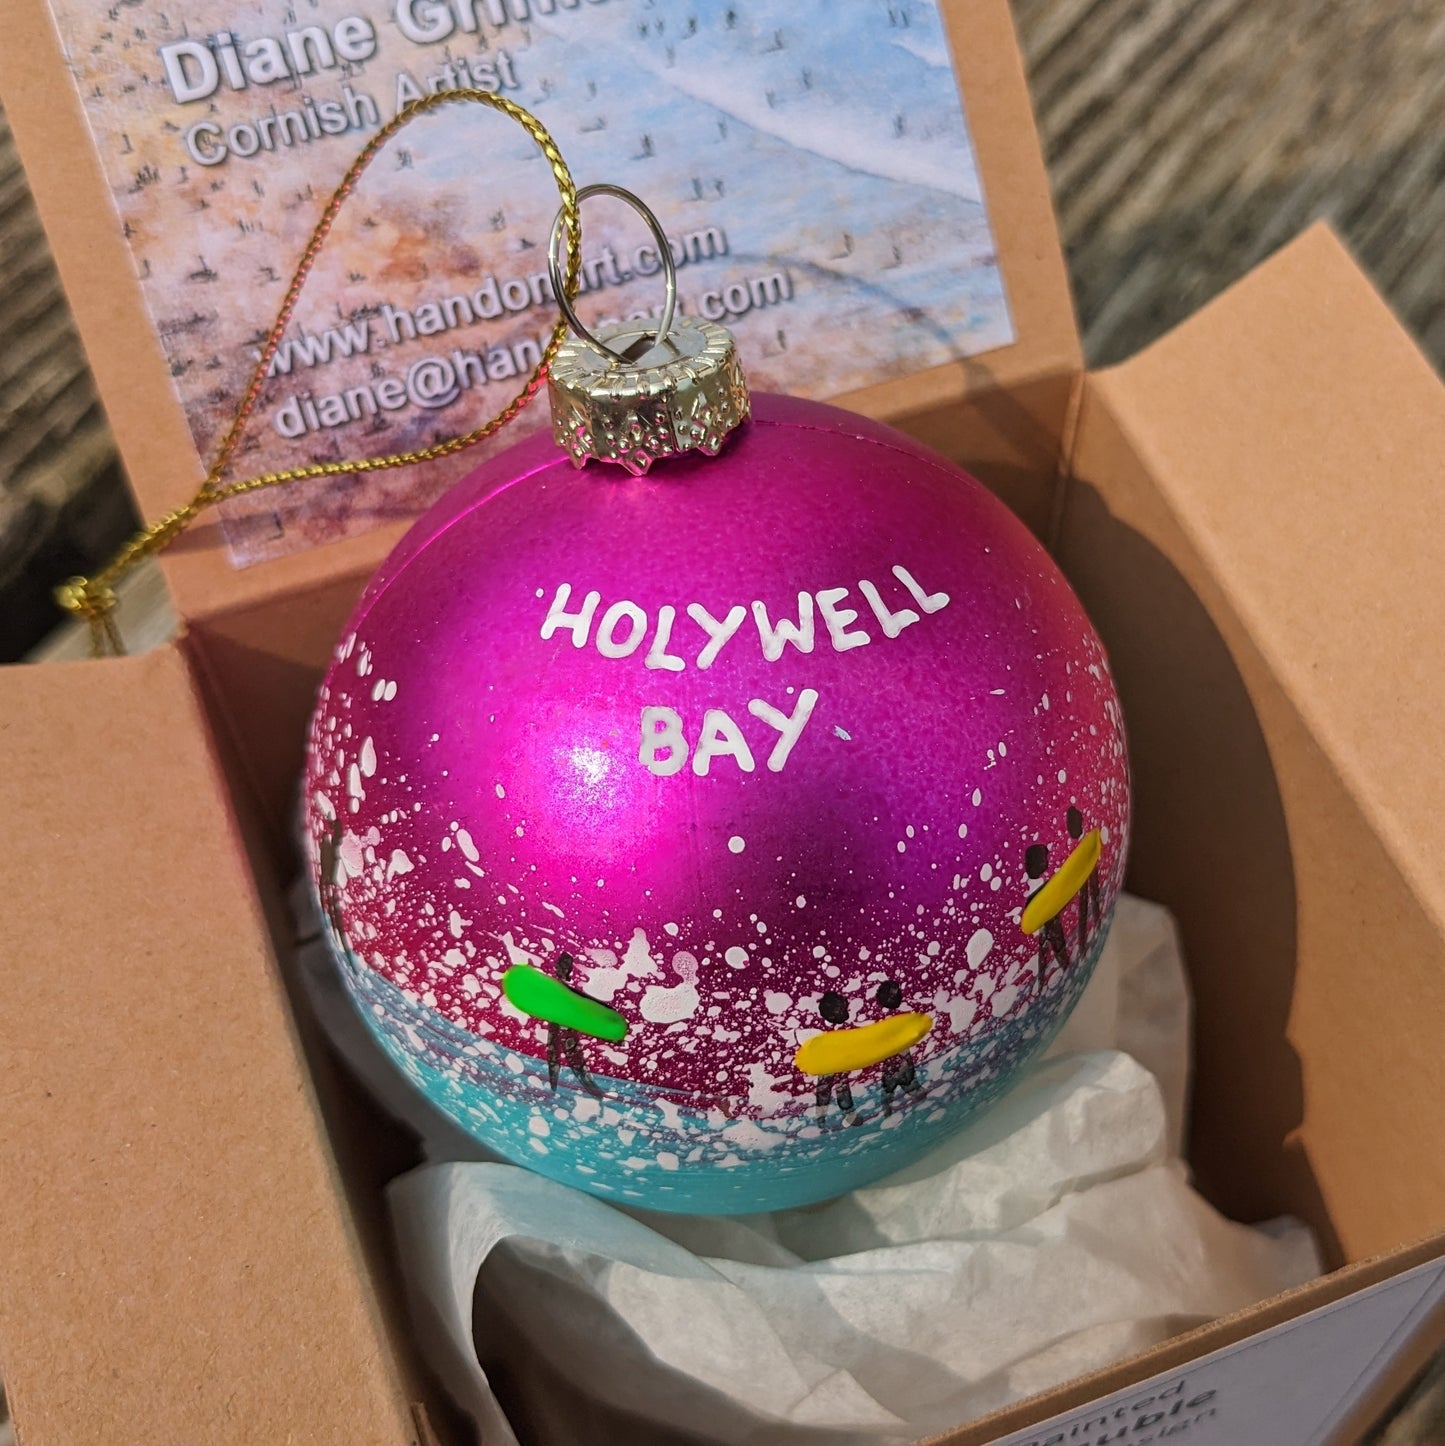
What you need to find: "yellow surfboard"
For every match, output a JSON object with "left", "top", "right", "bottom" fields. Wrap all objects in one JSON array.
[
  {"left": 1021, "top": 829, "right": 1101, "bottom": 936},
  {"left": 794, "top": 1012, "right": 933, "bottom": 1077}
]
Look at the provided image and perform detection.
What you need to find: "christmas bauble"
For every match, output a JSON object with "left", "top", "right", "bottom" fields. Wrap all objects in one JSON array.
[{"left": 304, "top": 392, "right": 1129, "bottom": 1213}]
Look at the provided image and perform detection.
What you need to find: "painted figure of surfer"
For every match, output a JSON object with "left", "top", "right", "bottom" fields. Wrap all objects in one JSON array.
[
  {"left": 874, "top": 979, "right": 926, "bottom": 1115},
  {"left": 812, "top": 991, "right": 862, "bottom": 1125},
  {"left": 501, "top": 951, "right": 629, "bottom": 1100},
  {"left": 1022, "top": 807, "right": 1104, "bottom": 988},
  {"left": 1066, "top": 807, "right": 1104, "bottom": 954},
  {"left": 795, "top": 983, "right": 933, "bottom": 1127},
  {"left": 543, "top": 953, "right": 604, "bottom": 1098},
  {"left": 315, "top": 814, "right": 347, "bottom": 940}
]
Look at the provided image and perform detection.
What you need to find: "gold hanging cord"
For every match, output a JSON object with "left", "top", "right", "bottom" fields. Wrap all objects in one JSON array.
[{"left": 55, "top": 89, "right": 582, "bottom": 658}]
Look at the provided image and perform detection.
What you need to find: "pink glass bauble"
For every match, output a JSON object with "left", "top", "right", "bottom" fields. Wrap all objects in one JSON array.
[{"left": 304, "top": 394, "right": 1129, "bottom": 1213}]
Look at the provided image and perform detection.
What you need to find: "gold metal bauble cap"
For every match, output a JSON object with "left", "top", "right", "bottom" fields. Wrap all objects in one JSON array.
[
  {"left": 548, "top": 317, "right": 750, "bottom": 475},
  {"left": 546, "top": 183, "right": 751, "bottom": 475}
]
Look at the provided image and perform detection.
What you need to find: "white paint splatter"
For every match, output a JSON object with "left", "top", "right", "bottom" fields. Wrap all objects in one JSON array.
[
  {"left": 722, "top": 1119, "right": 781, "bottom": 1153},
  {"left": 724, "top": 945, "right": 749, "bottom": 969},
  {"left": 991, "top": 983, "right": 1022, "bottom": 1016},
  {"left": 582, "top": 958, "right": 627, "bottom": 1001},
  {"left": 337, "top": 831, "right": 369, "bottom": 878},
  {"left": 966, "top": 929, "right": 994, "bottom": 968},
  {"left": 745, "top": 1063, "right": 793, "bottom": 1113},
  {"left": 640, "top": 980, "right": 700, "bottom": 1023},
  {"left": 622, "top": 928, "right": 660, "bottom": 979},
  {"left": 935, "top": 992, "right": 979, "bottom": 1034},
  {"left": 728, "top": 836, "right": 746, "bottom": 854}
]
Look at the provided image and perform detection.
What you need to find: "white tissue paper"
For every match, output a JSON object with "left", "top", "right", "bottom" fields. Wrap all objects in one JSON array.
[{"left": 292, "top": 890, "right": 1321, "bottom": 1445}]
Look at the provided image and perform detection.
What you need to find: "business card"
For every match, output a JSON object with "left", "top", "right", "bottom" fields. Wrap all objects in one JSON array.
[{"left": 45, "top": 0, "right": 1012, "bottom": 564}]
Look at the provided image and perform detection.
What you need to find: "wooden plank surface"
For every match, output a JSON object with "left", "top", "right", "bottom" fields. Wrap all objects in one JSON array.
[
  {"left": 0, "top": 104, "right": 132, "bottom": 660},
  {"left": 1014, "top": 0, "right": 1444, "bottom": 368}
]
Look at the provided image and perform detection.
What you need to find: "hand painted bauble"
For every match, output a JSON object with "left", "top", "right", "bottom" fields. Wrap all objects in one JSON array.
[{"left": 304, "top": 393, "right": 1130, "bottom": 1213}]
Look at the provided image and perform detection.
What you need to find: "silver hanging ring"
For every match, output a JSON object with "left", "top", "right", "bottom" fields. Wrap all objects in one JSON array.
[{"left": 548, "top": 183, "right": 678, "bottom": 366}]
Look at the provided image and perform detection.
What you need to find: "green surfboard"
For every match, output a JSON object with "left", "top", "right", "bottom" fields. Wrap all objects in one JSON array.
[{"left": 501, "top": 964, "right": 629, "bottom": 1042}]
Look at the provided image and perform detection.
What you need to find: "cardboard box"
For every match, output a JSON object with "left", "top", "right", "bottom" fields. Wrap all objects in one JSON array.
[{"left": 3, "top": 1, "right": 1445, "bottom": 1441}]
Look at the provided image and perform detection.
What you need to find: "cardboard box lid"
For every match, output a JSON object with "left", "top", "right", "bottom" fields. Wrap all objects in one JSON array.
[
  {"left": 0, "top": 0, "right": 1079, "bottom": 627},
  {"left": 1062, "top": 223, "right": 1445, "bottom": 1261},
  {"left": 0, "top": 645, "right": 417, "bottom": 1444},
  {"left": 1080, "top": 224, "right": 1445, "bottom": 931}
]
